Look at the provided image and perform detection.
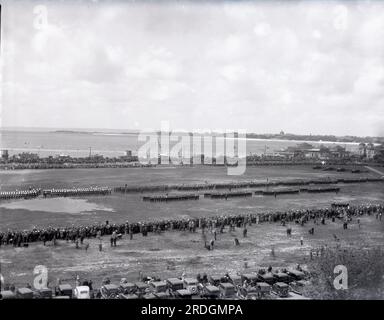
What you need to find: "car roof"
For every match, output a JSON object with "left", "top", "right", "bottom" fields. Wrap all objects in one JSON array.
[
  {"left": 176, "top": 289, "right": 191, "bottom": 296},
  {"left": 257, "top": 282, "right": 271, "bottom": 287},
  {"left": 275, "top": 282, "right": 289, "bottom": 287},
  {"left": 75, "top": 286, "right": 89, "bottom": 291},
  {"left": 135, "top": 282, "right": 149, "bottom": 288},
  {"left": 120, "top": 282, "right": 135, "bottom": 287},
  {"left": 220, "top": 282, "right": 235, "bottom": 288},
  {"left": 152, "top": 281, "right": 167, "bottom": 286},
  {"left": 184, "top": 278, "right": 198, "bottom": 283},
  {"left": 205, "top": 285, "right": 220, "bottom": 292},
  {"left": 104, "top": 284, "right": 119, "bottom": 290},
  {"left": 167, "top": 278, "right": 183, "bottom": 284},
  {"left": 17, "top": 288, "right": 33, "bottom": 294}
]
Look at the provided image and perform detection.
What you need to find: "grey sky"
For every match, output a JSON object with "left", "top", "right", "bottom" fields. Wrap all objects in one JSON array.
[{"left": 1, "top": 0, "right": 384, "bottom": 136}]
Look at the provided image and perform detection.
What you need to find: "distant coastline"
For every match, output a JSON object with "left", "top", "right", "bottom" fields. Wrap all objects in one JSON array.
[
  {"left": 51, "top": 130, "right": 384, "bottom": 145},
  {"left": 1, "top": 127, "right": 383, "bottom": 145}
]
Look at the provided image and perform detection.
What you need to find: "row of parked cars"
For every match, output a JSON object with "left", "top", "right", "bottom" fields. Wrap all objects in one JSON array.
[{"left": 0, "top": 269, "right": 310, "bottom": 300}]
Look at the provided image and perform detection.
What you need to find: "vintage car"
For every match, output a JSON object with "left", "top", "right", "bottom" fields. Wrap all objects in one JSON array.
[
  {"left": 166, "top": 278, "right": 184, "bottom": 292},
  {"left": 57, "top": 284, "right": 73, "bottom": 298},
  {"left": 16, "top": 287, "right": 34, "bottom": 299},
  {"left": 255, "top": 282, "right": 271, "bottom": 296},
  {"left": 100, "top": 284, "right": 120, "bottom": 299},
  {"left": 119, "top": 282, "right": 136, "bottom": 294},
  {"left": 208, "top": 275, "right": 222, "bottom": 286},
  {"left": 241, "top": 273, "right": 258, "bottom": 285},
  {"left": 1, "top": 290, "right": 16, "bottom": 299},
  {"left": 290, "top": 280, "right": 310, "bottom": 295},
  {"left": 36, "top": 288, "right": 53, "bottom": 299},
  {"left": 74, "top": 286, "right": 90, "bottom": 299},
  {"left": 287, "top": 269, "right": 306, "bottom": 282},
  {"left": 273, "top": 272, "right": 290, "bottom": 284},
  {"left": 219, "top": 282, "right": 236, "bottom": 298},
  {"left": 201, "top": 285, "right": 220, "bottom": 299},
  {"left": 175, "top": 289, "right": 192, "bottom": 299},
  {"left": 228, "top": 275, "right": 242, "bottom": 287},
  {"left": 257, "top": 272, "right": 275, "bottom": 285},
  {"left": 135, "top": 282, "right": 150, "bottom": 296},
  {"left": 272, "top": 282, "right": 289, "bottom": 298},
  {"left": 238, "top": 286, "right": 258, "bottom": 300},
  {"left": 150, "top": 281, "right": 168, "bottom": 293},
  {"left": 183, "top": 278, "right": 199, "bottom": 295}
]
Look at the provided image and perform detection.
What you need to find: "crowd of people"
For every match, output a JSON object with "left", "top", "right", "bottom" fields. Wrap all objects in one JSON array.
[{"left": 0, "top": 203, "right": 383, "bottom": 247}]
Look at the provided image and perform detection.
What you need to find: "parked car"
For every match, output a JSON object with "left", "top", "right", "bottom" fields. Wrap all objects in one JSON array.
[
  {"left": 257, "top": 273, "right": 275, "bottom": 285},
  {"left": 219, "top": 282, "right": 236, "bottom": 298},
  {"left": 241, "top": 273, "right": 258, "bottom": 285},
  {"left": 208, "top": 275, "right": 222, "bottom": 286},
  {"left": 150, "top": 281, "right": 168, "bottom": 293},
  {"left": 273, "top": 272, "right": 290, "bottom": 284},
  {"left": 239, "top": 286, "right": 258, "bottom": 300},
  {"left": 16, "top": 288, "right": 34, "bottom": 299},
  {"left": 74, "top": 286, "right": 90, "bottom": 299},
  {"left": 175, "top": 289, "right": 192, "bottom": 299},
  {"left": 134, "top": 282, "right": 149, "bottom": 297},
  {"left": 201, "top": 285, "right": 220, "bottom": 299},
  {"left": 290, "top": 280, "right": 310, "bottom": 295},
  {"left": 36, "top": 288, "right": 53, "bottom": 299},
  {"left": 100, "top": 284, "right": 119, "bottom": 299},
  {"left": 183, "top": 278, "right": 199, "bottom": 295},
  {"left": 1, "top": 290, "right": 16, "bottom": 299},
  {"left": 228, "top": 275, "right": 242, "bottom": 287},
  {"left": 272, "top": 282, "right": 289, "bottom": 298},
  {"left": 119, "top": 282, "right": 136, "bottom": 294},
  {"left": 57, "top": 284, "right": 73, "bottom": 298},
  {"left": 166, "top": 278, "right": 184, "bottom": 292},
  {"left": 255, "top": 282, "right": 271, "bottom": 297},
  {"left": 287, "top": 269, "right": 306, "bottom": 281}
]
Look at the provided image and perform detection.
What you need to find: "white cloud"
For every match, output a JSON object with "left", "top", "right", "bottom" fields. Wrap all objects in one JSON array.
[{"left": 1, "top": 0, "right": 384, "bottom": 136}]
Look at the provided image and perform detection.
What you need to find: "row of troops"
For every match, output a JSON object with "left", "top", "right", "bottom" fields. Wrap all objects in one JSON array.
[
  {"left": 1, "top": 203, "right": 383, "bottom": 247},
  {"left": 0, "top": 187, "right": 112, "bottom": 200}
]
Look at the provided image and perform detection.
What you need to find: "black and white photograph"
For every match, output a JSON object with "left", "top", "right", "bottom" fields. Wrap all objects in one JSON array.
[{"left": 0, "top": 0, "right": 384, "bottom": 310}]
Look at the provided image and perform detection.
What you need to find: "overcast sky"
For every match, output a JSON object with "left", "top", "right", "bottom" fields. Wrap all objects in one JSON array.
[{"left": 1, "top": 0, "right": 384, "bottom": 136}]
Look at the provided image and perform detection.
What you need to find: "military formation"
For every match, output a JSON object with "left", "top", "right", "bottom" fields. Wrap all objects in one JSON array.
[{"left": 42, "top": 187, "right": 112, "bottom": 197}]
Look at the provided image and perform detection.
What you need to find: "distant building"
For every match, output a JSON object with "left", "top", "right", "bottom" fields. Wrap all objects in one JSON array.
[
  {"left": 1, "top": 149, "right": 9, "bottom": 160},
  {"left": 366, "top": 143, "right": 375, "bottom": 159},
  {"left": 358, "top": 143, "right": 367, "bottom": 158},
  {"left": 124, "top": 150, "right": 132, "bottom": 157},
  {"left": 358, "top": 142, "right": 376, "bottom": 160}
]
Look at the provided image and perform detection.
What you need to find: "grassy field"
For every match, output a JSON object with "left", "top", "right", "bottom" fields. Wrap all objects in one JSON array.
[{"left": 1, "top": 165, "right": 383, "bottom": 230}]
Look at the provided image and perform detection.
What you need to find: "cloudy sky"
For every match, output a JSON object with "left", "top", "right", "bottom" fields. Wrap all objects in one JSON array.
[{"left": 1, "top": 0, "right": 384, "bottom": 136}]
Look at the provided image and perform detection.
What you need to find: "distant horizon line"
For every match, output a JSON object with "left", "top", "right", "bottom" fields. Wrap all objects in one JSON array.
[{"left": 0, "top": 125, "right": 383, "bottom": 139}]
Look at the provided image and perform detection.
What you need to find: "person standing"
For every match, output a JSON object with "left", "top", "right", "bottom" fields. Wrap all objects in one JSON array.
[{"left": 300, "top": 236, "right": 304, "bottom": 246}]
